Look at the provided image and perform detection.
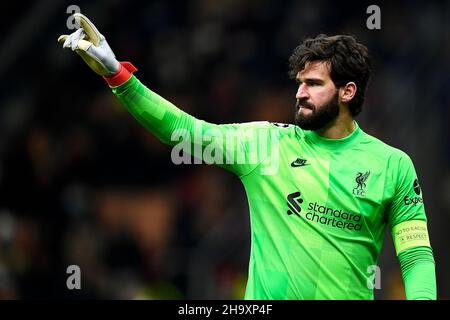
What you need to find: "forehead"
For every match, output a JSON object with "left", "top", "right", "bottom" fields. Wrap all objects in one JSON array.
[{"left": 297, "top": 61, "right": 331, "bottom": 80}]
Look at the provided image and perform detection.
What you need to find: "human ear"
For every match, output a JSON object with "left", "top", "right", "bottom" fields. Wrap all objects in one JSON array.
[{"left": 340, "top": 82, "right": 357, "bottom": 103}]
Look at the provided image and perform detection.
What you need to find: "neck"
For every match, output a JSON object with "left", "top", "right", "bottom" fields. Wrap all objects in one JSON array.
[{"left": 315, "top": 112, "right": 355, "bottom": 139}]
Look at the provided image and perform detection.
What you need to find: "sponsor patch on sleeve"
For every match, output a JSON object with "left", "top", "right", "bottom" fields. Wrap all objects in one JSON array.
[
  {"left": 392, "top": 220, "right": 431, "bottom": 255},
  {"left": 271, "top": 122, "right": 290, "bottom": 128}
]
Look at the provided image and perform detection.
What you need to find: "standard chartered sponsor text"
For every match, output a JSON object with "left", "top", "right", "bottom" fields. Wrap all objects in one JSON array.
[{"left": 305, "top": 202, "right": 362, "bottom": 231}]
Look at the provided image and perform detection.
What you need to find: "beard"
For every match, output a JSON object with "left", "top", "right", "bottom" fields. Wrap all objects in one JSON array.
[{"left": 294, "top": 91, "right": 340, "bottom": 131}]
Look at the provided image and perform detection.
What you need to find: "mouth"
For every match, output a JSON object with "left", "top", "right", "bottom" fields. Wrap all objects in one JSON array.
[
  {"left": 296, "top": 104, "right": 314, "bottom": 118},
  {"left": 296, "top": 100, "right": 313, "bottom": 111},
  {"left": 297, "top": 104, "right": 313, "bottom": 112}
]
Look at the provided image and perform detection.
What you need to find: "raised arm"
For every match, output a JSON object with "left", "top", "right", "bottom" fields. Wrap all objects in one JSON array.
[{"left": 58, "top": 13, "right": 277, "bottom": 177}]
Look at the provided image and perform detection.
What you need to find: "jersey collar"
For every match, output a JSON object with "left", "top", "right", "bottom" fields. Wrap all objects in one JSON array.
[{"left": 303, "top": 120, "right": 363, "bottom": 151}]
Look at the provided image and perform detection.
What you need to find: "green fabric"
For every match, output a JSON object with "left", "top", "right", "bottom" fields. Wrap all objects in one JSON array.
[
  {"left": 398, "top": 246, "right": 436, "bottom": 300},
  {"left": 111, "top": 75, "right": 436, "bottom": 300}
]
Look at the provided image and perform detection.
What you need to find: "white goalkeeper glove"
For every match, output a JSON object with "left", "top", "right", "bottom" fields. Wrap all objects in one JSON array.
[{"left": 58, "top": 13, "right": 120, "bottom": 76}]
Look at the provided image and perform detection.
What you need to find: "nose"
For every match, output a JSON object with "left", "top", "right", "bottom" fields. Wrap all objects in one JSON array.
[{"left": 296, "top": 83, "right": 309, "bottom": 100}]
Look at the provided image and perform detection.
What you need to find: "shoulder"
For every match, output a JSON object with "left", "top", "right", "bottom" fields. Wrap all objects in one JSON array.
[
  {"left": 357, "top": 131, "right": 419, "bottom": 192},
  {"left": 359, "top": 130, "right": 412, "bottom": 162},
  {"left": 237, "top": 121, "right": 295, "bottom": 130},
  {"left": 227, "top": 121, "right": 297, "bottom": 136},
  {"left": 358, "top": 130, "right": 418, "bottom": 182}
]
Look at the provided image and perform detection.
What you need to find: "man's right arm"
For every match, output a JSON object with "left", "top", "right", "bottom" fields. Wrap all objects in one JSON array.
[
  {"left": 59, "top": 13, "right": 275, "bottom": 177},
  {"left": 108, "top": 71, "right": 197, "bottom": 147},
  {"left": 107, "top": 71, "right": 277, "bottom": 177}
]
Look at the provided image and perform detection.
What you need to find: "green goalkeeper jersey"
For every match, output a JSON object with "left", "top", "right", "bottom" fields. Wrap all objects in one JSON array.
[{"left": 111, "top": 75, "right": 433, "bottom": 300}]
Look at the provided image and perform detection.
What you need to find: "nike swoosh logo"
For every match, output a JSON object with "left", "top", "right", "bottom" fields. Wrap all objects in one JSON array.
[{"left": 291, "top": 158, "right": 308, "bottom": 167}]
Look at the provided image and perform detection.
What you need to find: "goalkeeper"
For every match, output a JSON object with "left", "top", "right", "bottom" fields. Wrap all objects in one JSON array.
[{"left": 59, "top": 13, "right": 437, "bottom": 300}]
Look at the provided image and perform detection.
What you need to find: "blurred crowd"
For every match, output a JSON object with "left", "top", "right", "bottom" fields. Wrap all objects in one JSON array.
[{"left": 0, "top": 0, "right": 449, "bottom": 299}]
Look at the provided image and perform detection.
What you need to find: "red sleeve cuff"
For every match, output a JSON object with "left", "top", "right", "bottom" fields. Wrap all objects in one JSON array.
[{"left": 103, "top": 61, "right": 138, "bottom": 87}]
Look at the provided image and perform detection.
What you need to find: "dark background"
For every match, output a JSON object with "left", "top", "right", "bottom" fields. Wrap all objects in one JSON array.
[{"left": 0, "top": 0, "right": 448, "bottom": 299}]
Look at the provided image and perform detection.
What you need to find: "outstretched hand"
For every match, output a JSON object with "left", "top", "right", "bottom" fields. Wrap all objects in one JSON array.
[{"left": 58, "top": 13, "right": 120, "bottom": 76}]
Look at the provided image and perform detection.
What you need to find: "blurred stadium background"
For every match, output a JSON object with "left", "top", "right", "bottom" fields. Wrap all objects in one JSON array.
[{"left": 0, "top": 0, "right": 448, "bottom": 299}]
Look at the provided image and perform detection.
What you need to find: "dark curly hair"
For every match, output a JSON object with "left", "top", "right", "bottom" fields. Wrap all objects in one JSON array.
[{"left": 289, "top": 34, "right": 371, "bottom": 117}]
